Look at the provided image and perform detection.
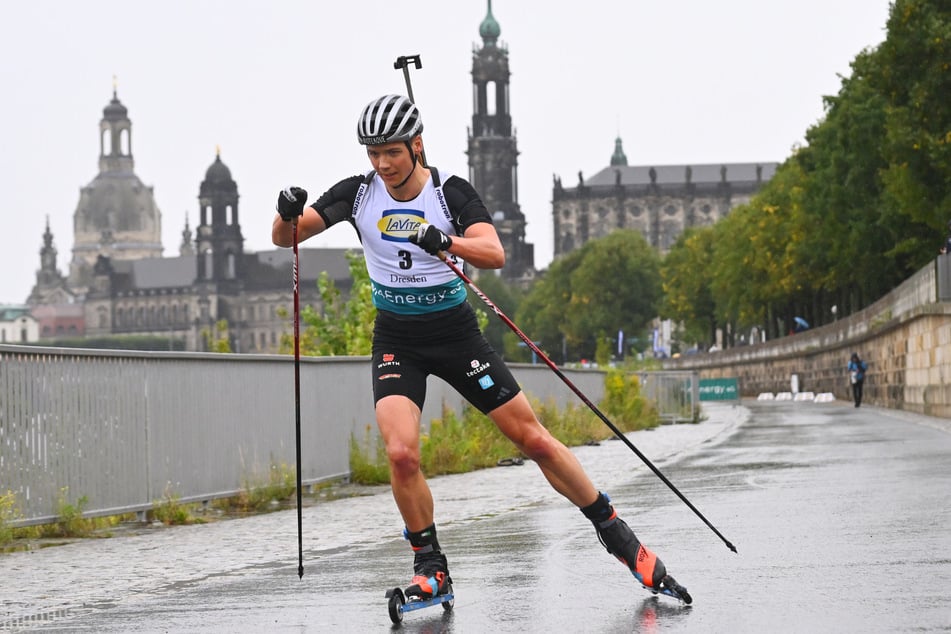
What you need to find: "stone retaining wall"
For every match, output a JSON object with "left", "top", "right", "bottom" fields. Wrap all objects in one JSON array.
[{"left": 665, "top": 255, "right": 951, "bottom": 419}]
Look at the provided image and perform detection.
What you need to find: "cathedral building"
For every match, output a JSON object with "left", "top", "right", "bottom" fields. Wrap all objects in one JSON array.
[
  {"left": 28, "top": 90, "right": 353, "bottom": 352},
  {"left": 68, "top": 88, "right": 163, "bottom": 297},
  {"left": 552, "top": 137, "right": 778, "bottom": 256}
]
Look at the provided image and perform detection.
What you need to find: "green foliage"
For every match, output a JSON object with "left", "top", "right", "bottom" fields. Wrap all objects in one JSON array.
[
  {"left": 282, "top": 251, "right": 375, "bottom": 356},
  {"left": 518, "top": 231, "right": 661, "bottom": 361},
  {"left": 419, "top": 405, "right": 515, "bottom": 475},
  {"left": 152, "top": 484, "right": 205, "bottom": 525},
  {"left": 226, "top": 462, "right": 298, "bottom": 513},
  {"left": 466, "top": 272, "right": 524, "bottom": 360},
  {"left": 40, "top": 488, "right": 95, "bottom": 538},
  {"left": 0, "top": 490, "right": 21, "bottom": 545},
  {"left": 594, "top": 336, "right": 612, "bottom": 367},
  {"left": 349, "top": 425, "right": 392, "bottom": 485},
  {"left": 202, "top": 319, "right": 233, "bottom": 353},
  {"left": 661, "top": 227, "right": 717, "bottom": 346},
  {"left": 600, "top": 369, "right": 659, "bottom": 428},
  {"left": 873, "top": 0, "right": 951, "bottom": 242}
]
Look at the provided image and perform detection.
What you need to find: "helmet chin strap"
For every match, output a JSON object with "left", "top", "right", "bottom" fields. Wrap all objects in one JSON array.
[{"left": 392, "top": 141, "right": 419, "bottom": 190}]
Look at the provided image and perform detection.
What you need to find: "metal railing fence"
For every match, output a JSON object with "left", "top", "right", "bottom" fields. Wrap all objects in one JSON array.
[
  {"left": 638, "top": 371, "right": 700, "bottom": 423},
  {"left": 0, "top": 347, "right": 365, "bottom": 527},
  {"left": 1, "top": 344, "right": 691, "bottom": 526}
]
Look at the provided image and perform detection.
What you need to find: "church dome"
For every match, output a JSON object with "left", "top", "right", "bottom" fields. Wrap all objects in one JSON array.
[
  {"left": 77, "top": 172, "right": 160, "bottom": 234},
  {"left": 103, "top": 92, "right": 128, "bottom": 120},
  {"left": 479, "top": 1, "right": 501, "bottom": 45},
  {"left": 200, "top": 150, "right": 238, "bottom": 199},
  {"left": 204, "top": 153, "right": 233, "bottom": 184}
]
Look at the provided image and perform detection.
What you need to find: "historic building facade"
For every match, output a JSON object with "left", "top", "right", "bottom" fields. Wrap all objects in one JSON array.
[
  {"left": 467, "top": 2, "right": 534, "bottom": 282},
  {"left": 553, "top": 137, "right": 778, "bottom": 256},
  {"left": 28, "top": 91, "right": 353, "bottom": 352}
]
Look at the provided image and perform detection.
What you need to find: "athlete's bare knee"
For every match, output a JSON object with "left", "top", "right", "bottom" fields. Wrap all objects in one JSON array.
[
  {"left": 386, "top": 443, "right": 421, "bottom": 481},
  {"left": 516, "top": 428, "right": 561, "bottom": 463}
]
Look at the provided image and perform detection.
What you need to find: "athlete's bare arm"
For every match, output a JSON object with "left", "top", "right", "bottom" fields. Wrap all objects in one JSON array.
[{"left": 449, "top": 222, "right": 505, "bottom": 270}]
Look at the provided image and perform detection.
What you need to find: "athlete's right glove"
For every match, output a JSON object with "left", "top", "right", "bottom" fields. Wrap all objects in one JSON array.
[
  {"left": 276, "top": 186, "right": 308, "bottom": 221},
  {"left": 409, "top": 223, "right": 453, "bottom": 255}
]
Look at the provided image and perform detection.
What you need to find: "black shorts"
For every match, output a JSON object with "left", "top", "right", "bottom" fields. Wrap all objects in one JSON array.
[{"left": 371, "top": 303, "right": 521, "bottom": 414}]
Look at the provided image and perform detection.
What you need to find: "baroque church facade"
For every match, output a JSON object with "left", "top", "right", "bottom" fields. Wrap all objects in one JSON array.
[{"left": 28, "top": 90, "right": 353, "bottom": 353}]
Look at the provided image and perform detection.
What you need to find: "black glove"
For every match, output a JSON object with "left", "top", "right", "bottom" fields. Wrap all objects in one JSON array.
[
  {"left": 276, "top": 186, "right": 308, "bottom": 221},
  {"left": 409, "top": 223, "right": 453, "bottom": 255}
]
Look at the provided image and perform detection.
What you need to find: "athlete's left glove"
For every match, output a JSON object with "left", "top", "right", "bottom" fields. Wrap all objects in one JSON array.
[{"left": 409, "top": 223, "right": 453, "bottom": 255}]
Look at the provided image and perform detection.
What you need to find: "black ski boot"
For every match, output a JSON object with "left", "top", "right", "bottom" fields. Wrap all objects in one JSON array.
[{"left": 582, "top": 492, "right": 692, "bottom": 604}]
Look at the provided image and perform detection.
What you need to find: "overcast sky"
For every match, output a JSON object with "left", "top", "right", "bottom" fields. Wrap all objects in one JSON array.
[{"left": 0, "top": 0, "right": 893, "bottom": 304}]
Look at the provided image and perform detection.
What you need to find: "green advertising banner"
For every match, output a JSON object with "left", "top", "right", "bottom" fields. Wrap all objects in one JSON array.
[{"left": 698, "top": 377, "right": 740, "bottom": 401}]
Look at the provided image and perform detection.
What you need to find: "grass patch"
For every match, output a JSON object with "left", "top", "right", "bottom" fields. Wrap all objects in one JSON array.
[
  {"left": 216, "top": 461, "right": 298, "bottom": 513},
  {"left": 350, "top": 425, "right": 391, "bottom": 485},
  {"left": 420, "top": 405, "right": 516, "bottom": 475},
  {"left": 0, "top": 490, "right": 24, "bottom": 546},
  {"left": 151, "top": 484, "right": 206, "bottom": 526},
  {"left": 36, "top": 488, "right": 95, "bottom": 538}
]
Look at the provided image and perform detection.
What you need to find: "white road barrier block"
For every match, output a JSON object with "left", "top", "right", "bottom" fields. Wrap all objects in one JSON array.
[
  {"left": 775, "top": 392, "right": 793, "bottom": 401},
  {"left": 794, "top": 391, "right": 816, "bottom": 401},
  {"left": 757, "top": 393, "right": 775, "bottom": 400}
]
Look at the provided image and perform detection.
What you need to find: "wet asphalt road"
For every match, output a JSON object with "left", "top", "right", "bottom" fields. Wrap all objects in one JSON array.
[{"left": 3, "top": 401, "right": 950, "bottom": 633}]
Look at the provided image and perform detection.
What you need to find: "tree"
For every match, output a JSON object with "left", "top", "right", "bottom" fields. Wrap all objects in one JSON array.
[
  {"left": 280, "top": 251, "right": 375, "bottom": 356},
  {"left": 465, "top": 271, "right": 523, "bottom": 360},
  {"left": 661, "top": 226, "right": 717, "bottom": 346},
  {"left": 872, "top": 0, "right": 951, "bottom": 262},
  {"left": 514, "top": 249, "right": 585, "bottom": 362},
  {"left": 202, "top": 319, "right": 232, "bottom": 353},
  {"left": 518, "top": 230, "right": 661, "bottom": 361},
  {"left": 797, "top": 50, "right": 890, "bottom": 311}
]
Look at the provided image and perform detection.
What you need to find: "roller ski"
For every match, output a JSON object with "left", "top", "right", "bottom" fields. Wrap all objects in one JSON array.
[
  {"left": 386, "top": 525, "right": 455, "bottom": 624},
  {"left": 385, "top": 578, "right": 454, "bottom": 624},
  {"left": 584, "top": 493, "right": 693, "bottom": 605}
]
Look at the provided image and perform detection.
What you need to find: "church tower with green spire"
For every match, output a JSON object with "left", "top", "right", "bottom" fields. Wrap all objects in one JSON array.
[{"left": 467, "top": 1, "right": 534, "bottom": 281}]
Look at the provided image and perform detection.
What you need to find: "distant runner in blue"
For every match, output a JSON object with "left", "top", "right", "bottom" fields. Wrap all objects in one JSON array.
[{"left": 848, "top": 352, "right": 869, "bottom": 407}]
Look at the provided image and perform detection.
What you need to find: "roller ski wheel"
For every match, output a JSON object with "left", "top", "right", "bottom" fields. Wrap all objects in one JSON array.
[{"left": 385, "top": 581, "right": 454, "bottom": 624}]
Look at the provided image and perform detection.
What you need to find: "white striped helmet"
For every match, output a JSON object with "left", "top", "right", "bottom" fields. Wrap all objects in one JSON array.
[{"left": 356, "top": 95, "right": 423, "bottom": 145}]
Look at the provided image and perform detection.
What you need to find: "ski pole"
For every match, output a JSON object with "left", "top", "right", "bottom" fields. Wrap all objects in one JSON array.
[
  {"left": 393, "top": 54, "right": 427, "bottom": 166},
  {"left": 438, "top": 252, "right": 738, "bottom": 553},
  {"left": 292, "top": 217, "right": 305, "bottom": 578}
]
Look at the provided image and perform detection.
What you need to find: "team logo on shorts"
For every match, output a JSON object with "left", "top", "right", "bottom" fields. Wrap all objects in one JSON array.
[
  {"left": 466, "top": 359, "right": 491, "bottom": 377},
  {"left": 378, "top": 352, "right": 399, "bottom": 370},
  {"left": 478, "top": 375, "right": 495, "bottom": 390}
]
